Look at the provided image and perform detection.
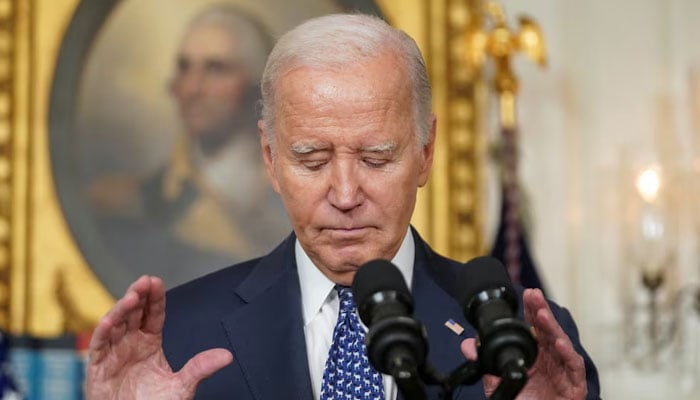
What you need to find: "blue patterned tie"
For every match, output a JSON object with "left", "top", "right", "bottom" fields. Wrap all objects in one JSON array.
[{"left": 320, "top": 285, "right": 384, "bottom": 400}]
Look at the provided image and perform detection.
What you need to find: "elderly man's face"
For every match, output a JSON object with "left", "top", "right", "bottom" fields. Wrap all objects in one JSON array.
[
  {"left": 260, "top": 52, "right": 435, "bottom": 286},
  {"left": 171, "top": 23, "right": 249, "bottom": 139}
]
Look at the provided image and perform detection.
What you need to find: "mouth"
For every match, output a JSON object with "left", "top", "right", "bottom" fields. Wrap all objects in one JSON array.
[
  {"left": 323, "top": 226, "right": 371, "bottom": 238},
  {"left": 325, "top": 225, "right": 369, "bottom": 231}
]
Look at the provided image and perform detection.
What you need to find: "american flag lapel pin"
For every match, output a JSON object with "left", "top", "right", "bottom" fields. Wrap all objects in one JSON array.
[{"left": 444, "top": 318, "right": 464, "bottom": 335}]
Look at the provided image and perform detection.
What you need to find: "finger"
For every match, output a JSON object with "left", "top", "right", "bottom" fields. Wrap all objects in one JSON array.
[
  {"left": 89, "top": 317, "right": 116, "bottom": 365},
  {"left": 461, "top": 339, "right": 500, "bottom": 396},
  {"left": 91, "top": 286, "right": 142, "bottom": 349},
  {"left": 523, "top": 289, "right": 567, "bottom": 345},
  {"left": 533, "top": 304, "right": 569, "bottom": 347},
  {"left": 522, "top": 290, "right": 587, "bottom": 396},
  {"left": 116, "top": 276, "right": 153, "bottom": 333},
  {"left": 125, "top": 278, "right": 150, "bottom": 331},
  {"left": 527, "top": 291, "right": 587, "bottom": 386},
  {"left": 555, "top": 337, "right": 586, "bottom": 382},
  {"left": 109, "top": 318, "right": 128, "bottom": 347},
  {"left": 142, "top": 276, "right": 166, "bottom": 334},
  {"left": 523, "top": 288, "right": 549, "bottom": 327},
  {"left": 178, "top": 348, "right": 234, "bottom": 393},
  {"left": 460, "top": 338, "right": 478, "bottom": 361},
  {"left": 89, "top": 296, "right": 137, "bottom": 364},
  {"left": 89, "top": 276, "right": 152, "bottom": 361}
]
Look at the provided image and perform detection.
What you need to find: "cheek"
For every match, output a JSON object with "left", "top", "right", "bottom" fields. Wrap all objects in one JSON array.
[
  {"left": 170, "top": 81, "right": 187, "bottom": 101},
  {"left": 211, "top": 78, "right": 247, "bottom": 102},
  {"left": 385, "top": 186, "right": 416, "bottom": 214},
  {"left": 275, "top": 169, "right": 323, "bottom": 217},
  {"left": 374, "top": 171, "right": 419, "bottom": 216}
]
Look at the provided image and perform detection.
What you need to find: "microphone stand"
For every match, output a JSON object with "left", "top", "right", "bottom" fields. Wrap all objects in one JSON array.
[
  {"left": 369, "top": 316, "right": 532, "bottom": 400},
  {"left": 487, "top": 360, "right": 528, "bottom": 400},
  {"left": 433, "top": 360, "right": 482, "bottom": 399},
  {"left": 392, "top": 359, "right": 528, "bottom": 400},
  {"left": 390, "top": 359, "right": 426, "bottom": 400}
]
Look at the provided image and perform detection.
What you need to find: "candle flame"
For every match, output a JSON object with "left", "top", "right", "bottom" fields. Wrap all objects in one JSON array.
[{"left": 636, "top": 167, "right": 661, "bottom": 202}]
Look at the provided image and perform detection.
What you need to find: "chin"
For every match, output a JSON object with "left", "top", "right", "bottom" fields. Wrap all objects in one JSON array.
[{"left": 336, "top": 256, "right": 387, "bottom": 280}]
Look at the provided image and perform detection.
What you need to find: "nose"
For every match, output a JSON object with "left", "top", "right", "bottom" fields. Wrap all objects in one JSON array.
[{"left": 327, "top": 160, "right": 364, "bottom": 212}]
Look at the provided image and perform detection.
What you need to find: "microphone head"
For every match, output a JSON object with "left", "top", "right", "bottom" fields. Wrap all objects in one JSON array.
[
  {"left": 458, "top": 257, "right": 538, "bottom": 376},
  {"left": 352, "top": 259, "right": 413, "bottom": 325},
  {"left": 353, "top": 259, "right": 428, "bottom": 375},
  {"left": 458, "top": 256, "right": 517, "bottom": 323}
]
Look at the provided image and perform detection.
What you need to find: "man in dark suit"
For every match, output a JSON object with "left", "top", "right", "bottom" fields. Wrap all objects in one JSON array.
[{"left": 85, "top": 13, "right": 600, "bottom": 400}]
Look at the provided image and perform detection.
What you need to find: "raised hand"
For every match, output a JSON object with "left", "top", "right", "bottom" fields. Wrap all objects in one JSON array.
[
  {"left": 86, "top": 275, "right": 233, "bottom": 400},
  {"left": 461, "top": 288, "right": 587, "bottom": 400}
]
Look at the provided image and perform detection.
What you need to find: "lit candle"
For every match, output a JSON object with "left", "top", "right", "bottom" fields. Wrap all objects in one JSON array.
[
  {"left": 634, "top": 166, "right": 668, "bottom": 280},
  {"left": 636, "top": 167, "right": 660, "bottom": 203}
]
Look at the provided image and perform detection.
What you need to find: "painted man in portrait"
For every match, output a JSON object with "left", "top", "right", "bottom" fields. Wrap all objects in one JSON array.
[{"left": 86, "top": 4, "right": 289, "bottom": 290}]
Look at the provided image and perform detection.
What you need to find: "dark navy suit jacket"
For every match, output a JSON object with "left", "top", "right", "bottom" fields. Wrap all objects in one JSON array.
[{"left": 163, "top": 230, "right": 600, "bottom": 399}]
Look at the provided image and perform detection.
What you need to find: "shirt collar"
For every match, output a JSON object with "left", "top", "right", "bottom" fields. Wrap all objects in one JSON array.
[{"left": 296, "top": 227, "right": 415, "bottom": 327}]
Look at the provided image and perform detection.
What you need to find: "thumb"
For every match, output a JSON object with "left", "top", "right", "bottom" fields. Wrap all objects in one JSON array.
[
  {"left": 461, "top": 338, "right": 478, "bottom": 361},
  {"left": 177, "top": 348, "right": 234, "bottom": 392},
  {"left": 461, "top": 338, "right": 499, "bottom": 396}
]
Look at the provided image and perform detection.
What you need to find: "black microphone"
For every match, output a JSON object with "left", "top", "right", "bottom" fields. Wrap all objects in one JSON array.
[
  {"left": 457, "top": 256, "right": 538, "bottom": 379},
  {"left": 352, "top": 259, "right": 428, "bottom": 400}
]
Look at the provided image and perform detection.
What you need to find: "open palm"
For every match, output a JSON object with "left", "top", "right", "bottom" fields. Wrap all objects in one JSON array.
[
  {"left": 86, "top": 276, "right": 232, "bottom": 400},
  {"left": 461, "top": 289, "right": 587, "bottom": 400}
]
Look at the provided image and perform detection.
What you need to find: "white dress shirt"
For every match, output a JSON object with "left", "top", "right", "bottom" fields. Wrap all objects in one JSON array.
[{"left": 296, "top": 228, "right": 415, "bottom": 400}]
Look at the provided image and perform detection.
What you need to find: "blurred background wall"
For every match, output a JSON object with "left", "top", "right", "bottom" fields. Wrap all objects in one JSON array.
[{"left": 487, "top": 1, "right": 700, "bottom": 398}]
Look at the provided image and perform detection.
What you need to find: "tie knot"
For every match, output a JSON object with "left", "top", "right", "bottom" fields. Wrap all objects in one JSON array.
[{"left": 335, "top": 285, "right": 355, "bottom": 313}]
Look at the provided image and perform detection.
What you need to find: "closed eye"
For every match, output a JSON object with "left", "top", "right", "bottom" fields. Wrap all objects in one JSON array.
[
  {"left": 361, "top": 142, "right": 396, "bottom": 169},
  {"left": 363, "top": 158, "right": 389, "bottom": 168},
  {"left": 301, "top": 160, "right": 328, "bottom": 171}
]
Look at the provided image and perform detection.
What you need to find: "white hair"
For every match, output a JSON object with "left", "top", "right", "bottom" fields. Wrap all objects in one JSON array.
[
  {"left": 185, "top": 4, "right": 272, "bottom": 83},
  {"left": 260, "top": 13, "right": 432, "bottom": 149}
]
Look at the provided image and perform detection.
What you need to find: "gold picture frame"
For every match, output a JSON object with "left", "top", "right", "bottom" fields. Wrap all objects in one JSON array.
[{"left": 6, "top": 0, "right": 483, "bottom": 337}]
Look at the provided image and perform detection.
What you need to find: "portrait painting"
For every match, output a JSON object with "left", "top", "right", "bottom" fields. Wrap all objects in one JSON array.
[{"left": 49, "top": 0, "right": 383, "bottom": 297}]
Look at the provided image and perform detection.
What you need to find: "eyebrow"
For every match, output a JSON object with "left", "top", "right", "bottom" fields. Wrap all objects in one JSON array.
[
  {"left": 290, "top": 143, "right": 325, "bottom": 155},
  {"left": 362, "top": 142, "right": 397, "bottom": 153},
  {"left": 289, "top": 141, "right": 398, "bottom": 155}
]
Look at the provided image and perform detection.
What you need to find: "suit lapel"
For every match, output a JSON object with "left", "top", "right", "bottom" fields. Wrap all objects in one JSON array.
[
  {"left": 410, "top": 232, "right": 486, "bottom": 400},
  {"left": 220, "top": 237, "right": 314, "bottom": 400},
  {"left": 216, "top": 231, "right": 485, "bottom": 399}
]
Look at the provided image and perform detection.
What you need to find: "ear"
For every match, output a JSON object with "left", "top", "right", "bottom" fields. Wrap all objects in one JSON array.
[
  {"left": 258, "top": 120, "right": 281, "bottom": 194},
  {"left": 417, "top": 114, "right": 437, "bottom": 187}
]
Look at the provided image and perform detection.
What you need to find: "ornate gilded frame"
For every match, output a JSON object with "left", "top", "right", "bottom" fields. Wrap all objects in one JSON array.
[{"left": 6, "top": 0, "right": 483, "bottom": 336}]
